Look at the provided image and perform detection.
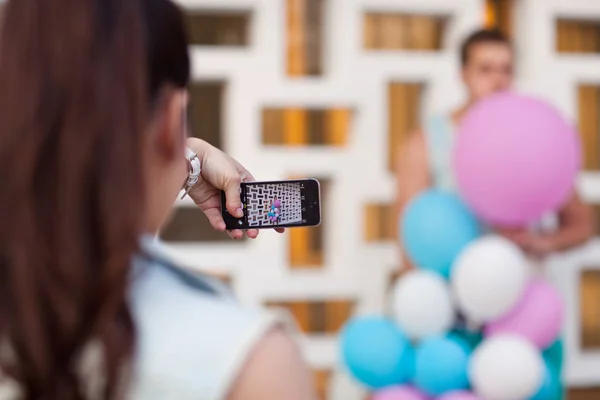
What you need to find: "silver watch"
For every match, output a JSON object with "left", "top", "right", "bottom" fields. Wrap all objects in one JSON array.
[{"left": 181, "top": 147, "right": 201, "bottom": 199}]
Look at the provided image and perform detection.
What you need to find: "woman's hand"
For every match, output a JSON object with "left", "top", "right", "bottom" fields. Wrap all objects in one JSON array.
[
  {"left": 505, "top": 230, "right": 554, "bottom": 258},
  {"left": 496, "top": 228, "right": 555, "bottom": 259},
  {"left": 186, "top": 138, "right": 284, "bottom": 239}
]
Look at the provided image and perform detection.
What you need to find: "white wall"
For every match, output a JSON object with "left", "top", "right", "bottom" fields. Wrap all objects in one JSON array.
[{"left": 167, "top": 0, "right": 600, "bottom": 397}]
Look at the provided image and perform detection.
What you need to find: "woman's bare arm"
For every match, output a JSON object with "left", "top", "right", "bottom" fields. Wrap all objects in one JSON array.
[{"left": 227, "top": 328, "right": 317, "bottom": 400}]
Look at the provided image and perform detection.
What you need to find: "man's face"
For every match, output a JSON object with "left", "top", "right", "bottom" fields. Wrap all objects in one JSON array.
[{"left": 462, "top": 42, "right": 514, "bottom": 102}]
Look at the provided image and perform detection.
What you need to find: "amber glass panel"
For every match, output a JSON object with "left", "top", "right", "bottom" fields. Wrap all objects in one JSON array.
[
  {"left": 580, "top": 270, "right": 600, "bottom": 349},
  {"left": 287, "top": 0, "right": 325, "bottom": 76},
  {"left": 160, "top": 207, "right": 237, "bottom": 242},
  {"left": 593, "top": 205, "right": 600, "bottom": 236},
  {"left": 364, "top": 203, "right": 395, "bottom": 242},
  {"left": 569, "top": 387, "right": 600, "bottom": 400},
  {"left": 185, "top": 11, "right": 249, "bottom": 46},
  {"left": 484, "top": 0, "right": 514, "bottom": 38},
  {"left": 363, "top": 13, "right": 446, "bottom": 51},
  {"left": 189, "top": 82, "right": 224, "bottom": 149},
  {"left": 161, "top": 81, "right": 229, "bottom": 243},
  {"left": 313, "top": 370, "right": 331, "bottom": 400},
  {"left": 262, "top": 108, "right": 351, "bottom": 146},
  {"left": 388, "top": 82, "right": 424, "bottom": 171},
  {"left": 556, "top": 19, "right": 600, "bottom": 54},
  {"left": 578, "top": 85, "right": 600, "bottom": 171},
  {"left": 288, "top": 178, "right": 329, "bottom": 268},
  {"left": 265, "top": 300, "right": 355, "bottom": 333}
]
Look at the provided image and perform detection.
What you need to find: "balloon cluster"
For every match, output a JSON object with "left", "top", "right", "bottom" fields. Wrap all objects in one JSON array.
[
  {"left": 341, "top": 93, "right": 580, "bottom": 400},
  {"left": 268, "top": 199, "right": 281, "bottom": 223}
]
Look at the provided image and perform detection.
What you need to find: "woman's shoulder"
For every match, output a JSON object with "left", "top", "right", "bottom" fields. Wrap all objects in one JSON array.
[{"left": 128, "top": 237, "right": 293, "bottom": 399}]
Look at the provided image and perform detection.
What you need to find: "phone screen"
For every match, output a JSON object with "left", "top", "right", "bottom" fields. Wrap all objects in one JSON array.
[{"left": 221, "top": 178, "right": 321, "bottom": 230}]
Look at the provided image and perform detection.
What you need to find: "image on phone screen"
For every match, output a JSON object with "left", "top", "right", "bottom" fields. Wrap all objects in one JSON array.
[{"left": 221, "top": 178, "right": 321, "bottom": 230}]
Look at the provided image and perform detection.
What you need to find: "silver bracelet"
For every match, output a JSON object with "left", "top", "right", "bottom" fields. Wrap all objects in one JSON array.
[{"left": 181, "top": 147, "right": 201, "bottom": 199}]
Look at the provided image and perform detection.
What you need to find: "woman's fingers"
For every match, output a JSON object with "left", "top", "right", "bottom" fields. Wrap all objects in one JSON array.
[{"left": 203, "top": 208, "right": 227, "bottom": 231}]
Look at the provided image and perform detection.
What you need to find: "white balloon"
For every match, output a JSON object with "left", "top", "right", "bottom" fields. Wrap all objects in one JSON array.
[
  {"left": 470, "top": 334, "right": 544, "bottom": 400},
  {"left": 391, "top": 270, "right": 455, "bottom": 340},
  {"left": 451, "top": 235, "right": 528, "bottom": 322}
]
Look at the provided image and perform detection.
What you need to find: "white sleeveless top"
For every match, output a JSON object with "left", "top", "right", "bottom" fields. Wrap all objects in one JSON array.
[
  {"left": 128, "top": 237, "right": 291, "bottom": 399},
  {"left": 0, "top": 237, "right": 290, "bottom": 399}
]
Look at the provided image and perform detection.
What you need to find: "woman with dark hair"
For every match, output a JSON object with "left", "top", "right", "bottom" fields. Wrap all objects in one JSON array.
[{"left": 0, "top": 0, "right": 315, "bottom": 399}]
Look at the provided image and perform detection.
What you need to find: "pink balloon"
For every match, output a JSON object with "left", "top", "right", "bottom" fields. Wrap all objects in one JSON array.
[
  {"left": 485, "top": 279, "right": 564, "bottom": 348},
  {"left": 436, "top": 391, "right": 481, "bottom": 400},
  {"left": 454, "top": 92, "right": 580, "bottom": 227},
  {"left": 274, "top": 200, "right": 281, "bottom": 208},
  {"left": 373, "top": 386, "right": 431, "bottom": 400}
]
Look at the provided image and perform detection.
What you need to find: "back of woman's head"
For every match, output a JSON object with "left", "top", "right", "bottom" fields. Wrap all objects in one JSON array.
[{"left": 0, "top": 0, "right": 189, "bottom": 398}]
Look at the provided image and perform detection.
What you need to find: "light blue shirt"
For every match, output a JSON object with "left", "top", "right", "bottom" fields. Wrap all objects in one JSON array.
[{"left": 423, "top": 114, "right": 457, "bottom": 193}]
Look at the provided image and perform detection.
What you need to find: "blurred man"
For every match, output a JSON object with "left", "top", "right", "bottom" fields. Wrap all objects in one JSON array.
[{"left": 394, "top": 29, "right": 594, "bottom": 265}]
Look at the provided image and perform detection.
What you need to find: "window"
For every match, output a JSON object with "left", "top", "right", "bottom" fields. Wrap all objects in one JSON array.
[
  {"left": 262, "top": 108, "right": 350, "bottom": 146},
  {"left": 265, "top": 299, "right": 355, "bottom": 333},
  {"left": 556, "top": 19, "right": 600, "bottom": 54},
  {"left": 580, "top": 270, "right": 600, "bottom": 349},
  {"left": 287, "top": 0, "right": 326, "bottom": 76},
  {"left": 569, "top": 387, "right": 600, "bottom": 400},
  {"left": 160, "top": 81, "right": 229, "bottom": 243},
  {"left": 388, "top": 82, "right": 425, "bottom": 171},
  {"left": 313, "top": 370, "right": 332, "bottom": 400},
  {"left": 288, "top": 178, "right": 329, "bottom": 268},
  {"left": 364, "top": 203, "right": 395, "bottom": 242},
  {"left": 185, "top": 11, "right": 250, "bottom": 46},
  {"left": 160, "top": 207, "right": 239, "bottom": 242},
  {"left": 484, "top": 0, "right": 514, "bottom": 38},
  {"left": 578, "top": 85, "right": 600, "bottom": 171},
  {"left": 363, "top": 13, "right": 447, "bottom": 51},
  {"left": 188, "top": 81, "right": 225, "bottom": 149}
]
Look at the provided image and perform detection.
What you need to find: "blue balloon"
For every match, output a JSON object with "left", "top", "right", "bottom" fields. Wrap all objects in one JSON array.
[
  {"left": 401, "top": 190, "right": 480, "bottom": 278},
  {"left": 543, "top": 339, "right": 564, "bottom": 371},
  {"left": 414, "top": 335, "right": 470, "bottom": 396},
  {"left": 448, "top": 328, "right": 483, "bottom": 352},
  {"left": 341, "top": 316, "right": 414, "bottom": 389},
  {"left": 530, "top": 362, "right": 562, "bottom": 400}
]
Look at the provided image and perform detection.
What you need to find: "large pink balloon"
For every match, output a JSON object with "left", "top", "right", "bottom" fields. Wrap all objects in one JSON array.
[
  {"left": 436, "top": 391, "right": 481, "bottom": 400},
  {"left": 485, "top": 279, "right": 564, "bottom": 349},
  {"left": 373, "top": 386, "right": 431, "bottom": 400},
  {"left": 454, "top": 92, "right": 580, "bottom": 227}
]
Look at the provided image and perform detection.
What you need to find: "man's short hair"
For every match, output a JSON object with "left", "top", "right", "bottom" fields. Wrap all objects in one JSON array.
[{"left": 460, "top": 29, "right": 512, "bottom": 66}]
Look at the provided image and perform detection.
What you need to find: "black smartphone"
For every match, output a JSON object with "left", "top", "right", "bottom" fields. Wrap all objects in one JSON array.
[{"left": 221, "top": 178, "right": 321, "bottom": 230}]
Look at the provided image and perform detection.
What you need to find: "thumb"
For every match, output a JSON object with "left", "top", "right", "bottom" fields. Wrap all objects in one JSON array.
[{"left": 223, "top": 174, "right": 244, "bottom": 218}]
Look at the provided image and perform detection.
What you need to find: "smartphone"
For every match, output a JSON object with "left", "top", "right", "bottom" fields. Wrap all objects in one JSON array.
[{"left": 221, "top": 178, "right": 321, "bottom": 230}]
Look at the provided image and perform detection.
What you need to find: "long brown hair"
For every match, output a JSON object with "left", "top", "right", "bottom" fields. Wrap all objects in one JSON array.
[{"left": 0, "top": 0, "right": 190, "bottom": 398}]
